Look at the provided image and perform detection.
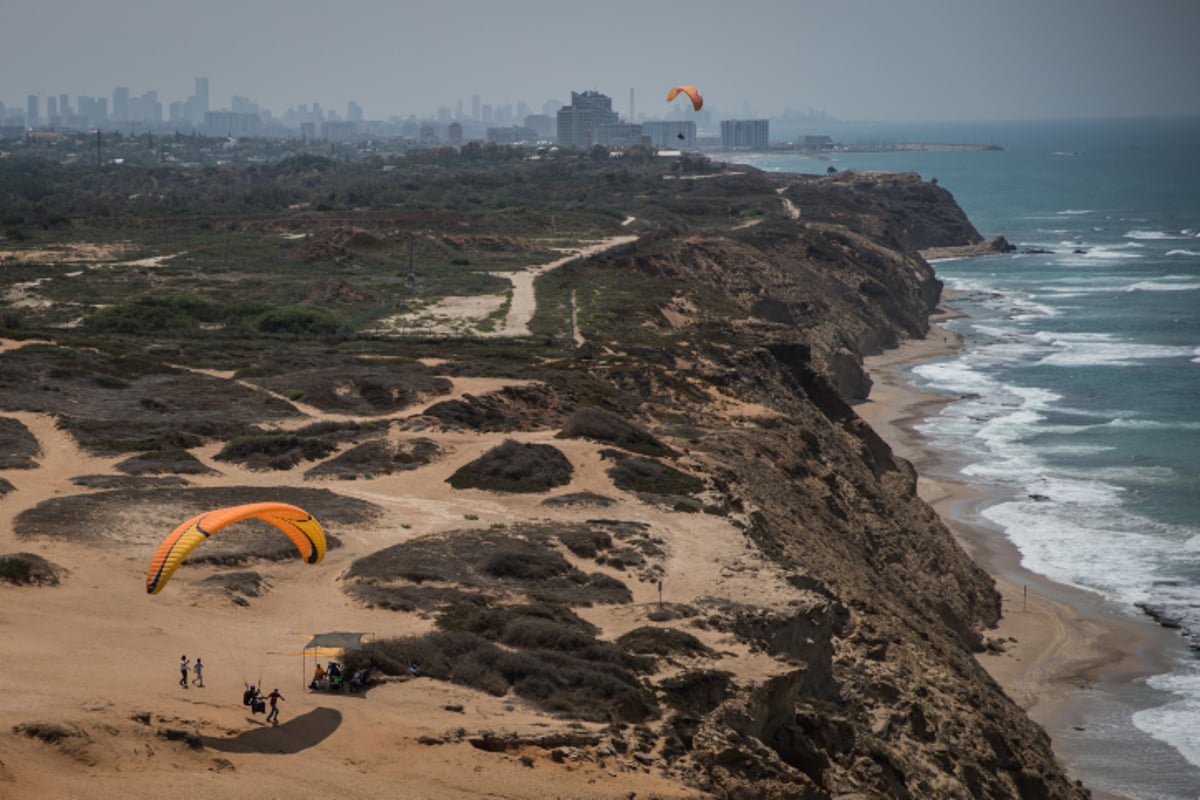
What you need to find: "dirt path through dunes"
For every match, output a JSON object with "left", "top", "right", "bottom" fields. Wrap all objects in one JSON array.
[
  {"left": 495, "top": 234, "right": 638, "bottom": 337},
  {"left": 368, "top": 232, "right": 638, "bottom": 338}
]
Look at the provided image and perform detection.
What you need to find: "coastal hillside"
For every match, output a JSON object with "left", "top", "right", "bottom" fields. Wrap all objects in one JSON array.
[{"left": 0, "top": 152, "right": 1087, "bottom": 798}]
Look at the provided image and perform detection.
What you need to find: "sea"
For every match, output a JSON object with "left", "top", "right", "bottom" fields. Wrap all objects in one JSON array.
[{"left": 727, "top": 116, "right": 1200, "bottom": 800}]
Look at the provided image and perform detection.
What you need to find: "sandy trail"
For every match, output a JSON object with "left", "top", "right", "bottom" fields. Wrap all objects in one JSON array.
[{"left": 369, "top": 232, "right": 637, "bottom": 338}]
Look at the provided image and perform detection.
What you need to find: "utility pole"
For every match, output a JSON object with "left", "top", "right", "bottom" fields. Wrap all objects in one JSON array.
[{"left": 95, "top": 129, "right": 102, "bottom": 167}]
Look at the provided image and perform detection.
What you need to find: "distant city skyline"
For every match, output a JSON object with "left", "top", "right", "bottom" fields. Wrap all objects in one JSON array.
[
  {"left": 3, "top": 1, "right": 1198, "bottom": 125},
  {"left": 2, "top": 78, "right": 734, "bottom": 133},
  {"left": 1, "top": 77, "right": 720, "bottom": 144}
]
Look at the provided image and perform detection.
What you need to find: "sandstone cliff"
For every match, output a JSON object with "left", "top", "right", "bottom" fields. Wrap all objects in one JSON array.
[
  {"left": 0, "top": 163, "right": 1088, "bottom": 799},
  {"left": 567, "top": 171, "right": 1087, "bottom": 798}
]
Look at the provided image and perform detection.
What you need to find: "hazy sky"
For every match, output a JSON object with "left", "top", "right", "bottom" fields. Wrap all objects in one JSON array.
[{"left": 4, "top": 0, "right": 1198, "bottom": 123}]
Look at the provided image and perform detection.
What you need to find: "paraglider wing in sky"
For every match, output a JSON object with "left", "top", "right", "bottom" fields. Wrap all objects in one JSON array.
[
  {"left": 667, "top": 85, "right": 703, "bottom": 111},
  {"left": 146, "top": 502, "right": 326, "bottom": 594}
]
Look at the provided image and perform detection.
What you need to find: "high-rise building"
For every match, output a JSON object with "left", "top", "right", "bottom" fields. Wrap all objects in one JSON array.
[
  {"left": 347, "top": 100, "right": 363, "bottom": 122},
  {"left": 113, "top": 87, "right": 130, "bottom": 122},
  {"left": 59, "top": 93, "right": 69, "bottom": 118},
  {"left": 556, "top": 90, "right": 619, "bottom": 148},
  {"left": 195, "top": 78, "right": 209, "bottom": 114},
  {"left": 27, "top": 95, "right": 39, "bottom": 127},
  {"left": 232, "top": 96, "right": 259, "bottom": 115},
  {"left": 448, "top": 121, "right": 463, "bottom": 145},
  {"left": 524, "top": 114, "right": 554, "bottom": 140},
  {"left": 720, "top": 119, "right": 769, "bottom": 150},
  {"left": 472, "top": 94, "right": 480, "bottom": 121}
]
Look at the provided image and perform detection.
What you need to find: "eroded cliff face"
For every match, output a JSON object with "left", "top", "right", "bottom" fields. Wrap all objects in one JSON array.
[{"left": 583, "top": 172, "right": 1088, "bottom": 798}]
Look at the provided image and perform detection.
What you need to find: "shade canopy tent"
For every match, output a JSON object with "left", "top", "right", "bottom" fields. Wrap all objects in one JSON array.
[{"left": 301, "top": 631, "right": 371, "bottom": 689}]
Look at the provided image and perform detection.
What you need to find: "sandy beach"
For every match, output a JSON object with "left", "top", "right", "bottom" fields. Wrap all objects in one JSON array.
[{"left": 857, "top": 307, "right": 1186, "bottom": 799}]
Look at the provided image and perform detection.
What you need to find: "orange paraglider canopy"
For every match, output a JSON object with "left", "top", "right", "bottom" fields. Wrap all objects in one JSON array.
[
  {"left": 667, "top": 85, "right": 703, "bottom": 111},
  {"left": 145, "top": 502, "right": 326, "bottom": 594}
]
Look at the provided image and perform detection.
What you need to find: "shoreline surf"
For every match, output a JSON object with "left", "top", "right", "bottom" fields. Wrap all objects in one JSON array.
[{"left": 858, "top": 310, "right": 1195, "bottom": 800}]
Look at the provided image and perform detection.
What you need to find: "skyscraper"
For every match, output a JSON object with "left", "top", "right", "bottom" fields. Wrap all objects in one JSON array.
[
  {"left": 113, "top": 87, "right": 130, "bottom": 122},
  {"left": 195, "top": 78, "right": 209, "bottom": 115},
  {"left": 27, "top": 95, "right": 38, "bottom": 127},
  {"left": 556, "top": 90, "right": 619, "bottom": 147}
]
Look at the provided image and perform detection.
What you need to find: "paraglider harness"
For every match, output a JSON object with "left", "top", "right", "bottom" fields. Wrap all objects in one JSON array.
[{"left": 243, "top": 685, "right": 266, "bottom": 714}]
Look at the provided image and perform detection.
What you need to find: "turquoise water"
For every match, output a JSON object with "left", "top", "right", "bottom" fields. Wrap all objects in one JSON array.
[{"left": 729, "top": 117, "right": 1200, "bottom": 799}]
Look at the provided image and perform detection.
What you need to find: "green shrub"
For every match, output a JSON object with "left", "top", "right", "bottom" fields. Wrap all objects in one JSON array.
[
  {"left": 215, "top": 433, "right": 339, "bottom": 470},
  {"left": 616, "top": 626, "right": 714, "bottom": 658},
  {"left": 559, "top": 407, "right": 673, "bottom": 457},
  {"left": 0, "top": 553, "right": 61, "bottom": 586},
  {"left": 605, "top": 453, "right": 704, "bottom": 495},
  {"left": 255, "top": 306, "right": 340, "bottom": 337},
  {"left": 447, "top": 439, "right": 573, "bottom": 493},
  {"left": 0, "top": 557, "right": 32, "bottom": 584},
  {"left": 13, "top": 721, "right": 79, "bottom": 743},
  {"left": 344, "top": 629, "right": 656, "bottom": 722}
]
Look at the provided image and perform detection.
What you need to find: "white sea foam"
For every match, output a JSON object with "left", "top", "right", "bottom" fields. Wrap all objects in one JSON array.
[
  {"left": 1125, "top": 229, "right": 1189, "bottom": 241},
  {"left": 1125, "top": 279, "right": 1200, "bottom": 292},
  {"left": 1056, "top": 247, "right": 1147, "bottom": 267},
  {"left": 1034, "top": 332, "right": 1193, "bottom": 367},
  {"left": 1057, "top": 464, "right": 1176, "bottom": 484},
  {"left": 1165, "top": 249, "right": 1200, "bottom": 257},
  {"left": 1057, "top": 209, "right": 1094, "bottom": 215},
  {"left": 1134, "top": 668, "right": 1200, "bottom": 769},
  {"left": 983, "top": 500, "right": 1161, "bottom": 602},
  {"left": 1103, "top": 417, "right": 1200, "bottom": 432}
]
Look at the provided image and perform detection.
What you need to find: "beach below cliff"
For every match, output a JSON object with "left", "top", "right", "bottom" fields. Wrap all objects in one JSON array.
[{"left": 858, "top": 307, "right": 1188, "bottom": 800}]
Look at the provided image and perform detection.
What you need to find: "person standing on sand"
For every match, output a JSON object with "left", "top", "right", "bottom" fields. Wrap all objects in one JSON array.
[
  {"left": 179, "top": 655, "right": 189, "bottom": 689},
  {"left": 265, "top": 688, "right": 285, "bottom": 724},
  {"left": 192, "top": 657, "right": 204, "bottom": 688}
]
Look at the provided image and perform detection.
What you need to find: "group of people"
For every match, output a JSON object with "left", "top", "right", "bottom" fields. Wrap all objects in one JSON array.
[
  {"left": 242, "top": 685, "right": 285, "bottom": 723},
  {"left": 177, "top": 655, "right": 287, "bottom": 724},
  {"left": 179, "top": 655, "right": 204, "bottom": 688},
  {"left": 309, "top": 661, "right": 371, "bottom": 693}
]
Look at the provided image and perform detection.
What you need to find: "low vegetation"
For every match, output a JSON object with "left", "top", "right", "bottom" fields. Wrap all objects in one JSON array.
[
  {"left": 0, "top": 552, "right": 64, "bottom": 586},
  {"left": 446, "top": 439, "right": 573, "bottom": 493},
  {"left": 558, "top": 406, "right": 674, "bottom": 457},
  {"left": 342, "top": 629, "right": 657, "bottom": 723},
  {"left": 603, "top": 450, "right": 705, "bottom": 496},
  {"left": 343, "top": 527, "right": 632, "bottom": 607}
]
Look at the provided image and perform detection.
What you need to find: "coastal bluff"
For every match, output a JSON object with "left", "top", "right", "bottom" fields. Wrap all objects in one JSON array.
[{"left": 0, "top": 158, "right": 1087, "bottom": 799}]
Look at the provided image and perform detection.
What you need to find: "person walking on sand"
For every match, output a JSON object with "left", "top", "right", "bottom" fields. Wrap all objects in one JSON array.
[
  {"left": 265, "top": 688, "right": 285, "bottom": 724},
  {"left": 192, "top": 657, "right": 204, "bottom": 688},
  {"left": 179, "top": 655, "right": 189, "bottom": 689}
]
